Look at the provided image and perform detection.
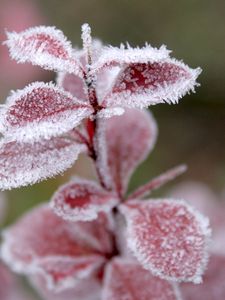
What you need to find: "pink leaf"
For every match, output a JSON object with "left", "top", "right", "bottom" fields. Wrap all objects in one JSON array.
[
  {"left": 0, "top": 136, "right": 85, "bottom": 190},
  {"left": 50, "top": 178, "right": 118, "bottom": 222},
  {"left": 102, "top": 258, "right": 181, "bottom": 300},
  {"left": 103, "top": 59, "right": 201, "bottom": 108},
  {"left": 0, "top": 263, "right": 14, "bottom": 300},
  {"left": 169, "top": 182, "right": 225, "bottom": 256},
  {"left": 57, "top": 72, "right": 88, "bottom": 102},
  {"left": 31, "top": 274, "right": 101, "bottom": 300},
  {"left": 4, "top": 26, "right": 83, "bottom": 74},
  {"left": 181, "top": 254, "right": 225, "bottom": 300},
  {"left": 64, "top": 212, "right": 114, "bottom": 255},
  {"left": 0, "top": 262, "right": 34, "bottom": 300},
  {"left": 1, "top": 205, "right": 105, "bottom": 291},
  {"left": 0, "top": 82, "right": 93, "bottom": 142},
  {"left": 91, "top": 44, "right": 171, "bottom": 74},
  {"left": 106, "top": 108, "right": 157, "bottom": 197},
  {"left": 120, "top": 199, "right": 211, "bottom": 283}
]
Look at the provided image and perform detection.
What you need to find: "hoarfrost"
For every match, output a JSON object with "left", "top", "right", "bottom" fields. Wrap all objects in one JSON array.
[
  {"left": 50, "top": 178, "right": 118, "bottom": 222},
  {"left": 0, "top": 136, "right": 85, "bottom": 189},
  {"left": 91, "top": 44, "right": 171, "bottom": 74},
  {"left": 4, "top": 26, "right": 83, "bottom": 75},
  {"left": 102, "top": 258, "right": 182, "bottom": 300},
  {"left": 120, "top": 199, "right": 211, "bottom": 283},
  {"left": 105, "top": 108, "right": 158, "bottom": 197},
  {"left": 103, "top": 59, "right": 201, "bottom": 108},
  {"left": 1, "top": 205, "right": 105, "bottom": 291},
  {"left": 0, "top": 82, "right": 93, "bottom": 142}
]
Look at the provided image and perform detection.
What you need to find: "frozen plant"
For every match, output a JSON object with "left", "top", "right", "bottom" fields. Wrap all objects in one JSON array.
[{"left": 0, "top": 24, "right": 211, "bottom": 300}]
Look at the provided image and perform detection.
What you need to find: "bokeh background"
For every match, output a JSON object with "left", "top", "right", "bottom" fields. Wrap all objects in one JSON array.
[{"left": 0, "top": 0, "right": 224, "bottom": 298}]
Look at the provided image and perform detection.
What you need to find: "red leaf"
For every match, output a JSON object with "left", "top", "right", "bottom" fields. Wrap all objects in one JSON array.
[
  {"left": 32, "top": 274, "right": 101, "bottom": 300},
  {"left": 170, "top": 182, "right": 225, "bottom": 255},
  {"left": 0, "top": 262, "right": 33, "bottom": 300},
  {"left": 120, "top": 199, "right": 211, "bottom": 283},
  {"left": 181, "top": 254, "right": 225, "bottom": 300},
  {"left": 103, "top": 59, "right": 201, "bottom": 108},
  {"left": 5, "top": 26, "right": 83, "bottom": 74},
  {"left": 91, "top": 44, "right": 170, "bottom": 74},
  {"left": 102, "top": 258, "right": 181, "bottom": 300},
  {"left": 50, "top": 178, "right": 118, "bottom": 222},
  {"left": 0, "top": 136, "right": 85, "bottom": 190},
  {"left": 57, "top": 72, "right": 88, "bottom": 102},
  {"left": 1, "top": 205, "right": 106, "bottom": 291},
  {"left": 106, "top": 108, "right": 157, "bottom": 197},
  {"left": 1, "top": 82, "right": 93, "bottom": 142}
]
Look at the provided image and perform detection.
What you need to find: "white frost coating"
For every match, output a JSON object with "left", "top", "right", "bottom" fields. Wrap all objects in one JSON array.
[
  {"left": 102, "top": 258, "right": 182, "bottom": 300},
  {"left": 103, "top": 58, "right": 202, "bottom": 109},
  {"left": 31, "top": 275, "right": 101, "bottom": 300},
  {"left": 56, "top": 71, "right": 88, "bottom": 102},
  {"left": 81, "top": 23, "right": 92, "bottom": 65},
  {"left": 4, "top": 26, "right": 83, "bottom": 75},
  {"left": 50, "top": 177, "right": 118, "bottom": 222},
  {"left": 94, "top": 118, "right": 113, "bottom": 190},
  {"left": 1, "top": 82, "right": 93, "bottom": 142},
  {"left": 0, "top": 137, "right": 86, "bottom": 190},
  {"left": 1, "top": 234, "right": 104, "bottom": 292},
  {"left": 91, "top": 44, "right": 171, "bottom": 74},
  {"left": 97, "top": 107, "right": 125, "bottom": 119},
  {"left": 96, "top": 66, "right": 121, "bottom": 101},
  {"left": 1, "top": 204, "right": 105, "bottom": 291},
  {"left": 119, "top": 199, "right": 211, "bottom": 284},
  {"left": 106, "top": 109, "right": 158, "bottom": 196}
]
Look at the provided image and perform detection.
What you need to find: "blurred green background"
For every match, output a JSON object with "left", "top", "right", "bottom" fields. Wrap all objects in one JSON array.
[{"left": 0, "top": 0, "right": 224, "bottom": 226}]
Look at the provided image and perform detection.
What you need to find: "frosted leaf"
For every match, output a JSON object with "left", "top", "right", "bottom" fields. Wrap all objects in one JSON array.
[
  {"left": 31, "top": 274, "right": 101, "bottom": 300},
  {"left": 103, "top": 59, "right": 201, "bottom": 108},
  {"left": 0, "top": 82, "right": 93, "bottom": 142},
  {"left": 91, "top": 44, "right": 171, "bottom": 74},
  {"left": 1, "top": 205, "right": 105, "bottom": 291},
  {"left": 4, "top": 26, "right": 83, "bottom": 75},
  {"left": 181, "top": 254, "right": 225, "bottom": 300},
  {"left": 94, "top": 118, "right": 112, "bottom": 190},
  {"left": 57, "top": 72, "right": 88, "bottom": 102},
  {"left": 0, "top": 262, "right": 35, "bottom": 300},
  {"left": 169, "top": 182, "right": 225, "bottom": 256},
  {"left": 102, "top": 258, "right": 182, "bottom": 300},
  {"left": 66, "top": 212, "right": 114, "bottom": 255},
  {"left": 106, "top": 108, "right": 158, "bottom": 197},
  {"left": 169, "top": 182, "right": 219, "bottom": 220},
  {"left": 0, "top": 136, "right": 85, "bottom": 190},
  {"left": 50, "top": 178, "right": 118, "bottom": 222},
  {"left": 97, "top": 107, "right": 125, "bottom": 119},
  {"left": 96, "top": 66, "right": 121, "bottom": 101},
  {"left": 120, "top": 199, "right": 211, "bottom": 283},
  {"left": 0, "top": 263, "right": 14, "bottom": 300}
]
